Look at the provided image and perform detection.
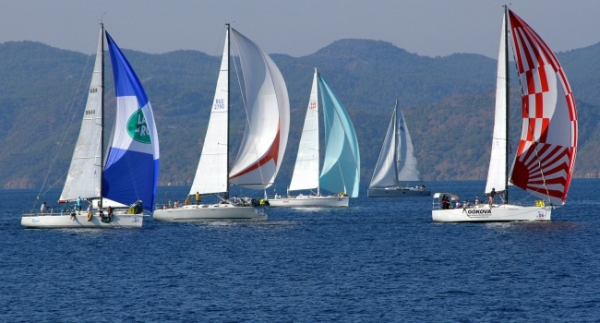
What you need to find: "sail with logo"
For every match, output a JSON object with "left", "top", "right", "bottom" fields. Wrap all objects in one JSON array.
[{"left": 22, "top": 24, "right": 159, "bottom": 228}]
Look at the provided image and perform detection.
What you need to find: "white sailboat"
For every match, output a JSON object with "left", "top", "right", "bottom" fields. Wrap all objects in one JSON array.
[
  {"left": 368, "top": 100, "right": 430, "bottom": 197},
  {"left": 21, "top": 24, "right": 160, "bottom": 228},
  {"left": 153, "top": 24, "right": 289, "bottom": 221},
  {"left": 269, "top": 68, "right": 360, "bottom": 207},
  {"left": 432, "top": 7, "right": 578, "bottom": 222}
]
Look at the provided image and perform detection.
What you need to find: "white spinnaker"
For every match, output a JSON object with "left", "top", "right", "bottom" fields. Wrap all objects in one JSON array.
[
  {"left": 396, "top": 106, "right": 421, "bottom": 182},
  {"left": 229, "top": 28, "right": 290, "bottom": 189},
  {"left": 189, "top": 30, "right": 229, "bottom": 195},
  {"left": 485, "top": 13, "right": 508, "bottom": 195},
  {"left": 60, "top": 29, "right": 103, "bottom": 201},
  {"left": 289, "top": 70, "right": 320, "bottom": 192},
  {"left": 369, "top": 105, "right": 398, "bottom": 188}
]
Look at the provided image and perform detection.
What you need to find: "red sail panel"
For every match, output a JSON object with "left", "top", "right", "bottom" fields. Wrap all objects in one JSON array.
[{"left": 508, "top": 9, "right": 577, "bottom": 205}]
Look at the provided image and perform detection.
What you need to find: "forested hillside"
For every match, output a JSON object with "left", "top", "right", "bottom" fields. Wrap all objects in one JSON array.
[{"left": 0, "top": 38, "right": 599, "bottom": 189}]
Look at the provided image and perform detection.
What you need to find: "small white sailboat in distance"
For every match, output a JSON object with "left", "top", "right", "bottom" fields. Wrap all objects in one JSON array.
[
  {"left": 269, "top": 68, "right": 360, "bottom": 207},
  {"left": 153, "top": 24, "right": 289, "bottom": 221},
  {"left": 22, "top": 24, "right": 160, "bottom": 228},
  {"left": 368, "top": 100, "right": 430, "bottom": 197},
  {"left": 432, "top": 7, "right": 577, "bottom": 222}
]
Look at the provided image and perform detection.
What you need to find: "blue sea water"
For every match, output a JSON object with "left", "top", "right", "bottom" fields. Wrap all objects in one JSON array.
[{"left": 2, "top": 179, "right": 600, "bottom": 322}]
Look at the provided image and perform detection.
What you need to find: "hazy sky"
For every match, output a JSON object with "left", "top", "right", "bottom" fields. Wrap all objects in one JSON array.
[{"left": 1, "top": 0, "right": 598, "bottom": 58}]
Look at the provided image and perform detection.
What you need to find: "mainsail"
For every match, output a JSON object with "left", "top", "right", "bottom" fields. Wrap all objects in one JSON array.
[
  {"left": 189, "top": 29, "right": 230, "bottom": 196},
  {"left": 59, "top": 28, "right": 104, "bottom": 202},
  {"left": 484, "top": 13, "right": 509, "bottom": 196},
  {"left": 103, "top": 31, "right": 160, "bottom": 211},
  {"left": 229, "top": 28, "right": 290, "bottom": 190},
  {"left": 289, "top": 70, "right": 320, "bottom": 192},
  {"left": 507, "top": 9, "right": 577, "bottom": 205},
  {"left": 319, "top": 74, "right": 360, "bottom": 198}
]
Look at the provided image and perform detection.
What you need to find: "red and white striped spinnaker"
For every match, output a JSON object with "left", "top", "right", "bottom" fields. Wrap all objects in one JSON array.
[{"left": 507, "top": 9, "right": 578, "bottom": 205}]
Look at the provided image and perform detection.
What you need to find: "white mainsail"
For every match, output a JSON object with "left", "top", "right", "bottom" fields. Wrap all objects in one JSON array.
[
  {"left": 59, "top": 28, "right": 104, "bottom": 201},
  {"left": 484, "top": 13, "right": 508, "bottom": 195},
  {"left": 289, "top": 70, "right": 320, "bottom": 192},
  {"left": 189, "top": 30, "right": 230, "bottom": 195},
  {"left": 229, "top": 28, "right": 290, "bottom": 190}
]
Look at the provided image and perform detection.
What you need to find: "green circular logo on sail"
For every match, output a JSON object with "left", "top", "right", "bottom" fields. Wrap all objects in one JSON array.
[{"left": 127, "top": 110, "right": 151, "bottom": 144}]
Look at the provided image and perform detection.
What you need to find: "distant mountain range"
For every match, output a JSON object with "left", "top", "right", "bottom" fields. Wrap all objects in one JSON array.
[{"left": 0, "top": 38, "right": 599, "bottom": 190}]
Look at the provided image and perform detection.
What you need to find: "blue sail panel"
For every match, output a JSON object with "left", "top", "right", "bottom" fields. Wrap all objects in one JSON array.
[
  {"left": 104, "top": 31, "right": 159, "bottom": 211},
  {"left": 318, "top": 75, "right": 360, "bottom": 197}
]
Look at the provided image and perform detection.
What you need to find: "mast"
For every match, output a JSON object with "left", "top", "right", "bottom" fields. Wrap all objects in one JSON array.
[
  {"left": 225, "top": 23, "right": 230, "bottom": 201},
  {"left": 316, "top": 68, "right": 320, "bottom": 197},
  {"left": 503, "top": 5, "right": 509, "bottom": 204},
  {"left": 100, "top": 22, "right": 105, "bottom": 208},
  {"left": 393, "top": 100, "right": 399, "bottom": 187}
]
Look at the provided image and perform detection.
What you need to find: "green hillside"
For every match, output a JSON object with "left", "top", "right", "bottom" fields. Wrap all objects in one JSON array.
[{"left": 0, "top": 38, "right": 598, "bottom": 189}]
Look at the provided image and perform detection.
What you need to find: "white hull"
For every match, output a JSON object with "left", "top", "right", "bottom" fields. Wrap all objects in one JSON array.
[
  {"left": 368, "top": 187, "right": 430, "bottom": 197},
  {"left": 21, "top": 213, "right": 143, "bottom": 228},
  {"left": 432, "top": 204, "right": 552, "bottom": 222},
  {"left": 153, "top": 204, "right": 268, "bottom": 222},
  {"left": 269, "top": 196, "right": 349, "bottom": 207}
]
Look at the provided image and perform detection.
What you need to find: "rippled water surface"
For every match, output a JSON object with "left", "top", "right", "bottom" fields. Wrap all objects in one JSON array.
[{"left": 2, "top": 179, "right": 600, "bottom": 322}]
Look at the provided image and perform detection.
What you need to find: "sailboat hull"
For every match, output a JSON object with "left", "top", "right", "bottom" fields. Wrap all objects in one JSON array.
[
  {"left": 269, "top": 196, "right": 349, "bottom": 207},
  {"left": 432, "top": 204, "right": 552, "bottom": 222},
  {"left": 21, "top": 214, "right": 143, "bottom": 228},
  {"left": 153, "top": 204, "right": 268, "bottom": 222},
  {"left": 368, "top": 187, "right": 430, "bottom": 197}
]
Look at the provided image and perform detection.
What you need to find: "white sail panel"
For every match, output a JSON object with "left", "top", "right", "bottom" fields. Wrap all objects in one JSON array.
[
  {"left": 289, "top": 70, "right": 320, "bottom": 192},
  {"left": 369, "top": 105, "right": 398, "bottom": 188},
  {"left": 189, "top": 30, "right": 229, "bottom": 195},
  {"left": 229, "top": 28, "right": 290, "bottom": 189},
  {"left": 396, "top": 106, "right": 421, "bottom": 182},
  {"left": 507, "top": 9, "right": 577, "bottom": 205},
  {"left": 60, "top": 29, "right": 104, "bottom": 201},
  {"left": 485, "top": 13, "right": 508, "bottom": 195}
]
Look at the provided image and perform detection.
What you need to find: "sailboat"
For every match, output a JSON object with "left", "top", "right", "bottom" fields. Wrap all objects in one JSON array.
[
  {"left": 269, "top": 68, "right": 360, "bottom": 207},
  {"left": 432, "top": 7, "right": 577, "bottom": 222},
  {"left": 368, "top": 100, "right": 430, "bottom": 197},
  {"left": 153, "top": 24, "right": 289, "bottom": 221},
  {"left": 21, "top": 24, "right": 160, "bottom": 228}
]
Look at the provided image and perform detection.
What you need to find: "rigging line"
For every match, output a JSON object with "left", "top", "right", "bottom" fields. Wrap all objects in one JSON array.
[
  {"left": 35, "top": 52, "right": 94, "bottom": 205},
  {"left": 231, "top": 34, "right": 267, "bottom": 187},
  {"left": 508, "top": 27, "right": 552, "bottom": 203}
]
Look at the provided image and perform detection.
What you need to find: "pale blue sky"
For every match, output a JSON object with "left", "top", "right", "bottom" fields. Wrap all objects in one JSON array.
[{"left": 0, "top": 0, "right": 598, "bottom": 58}]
